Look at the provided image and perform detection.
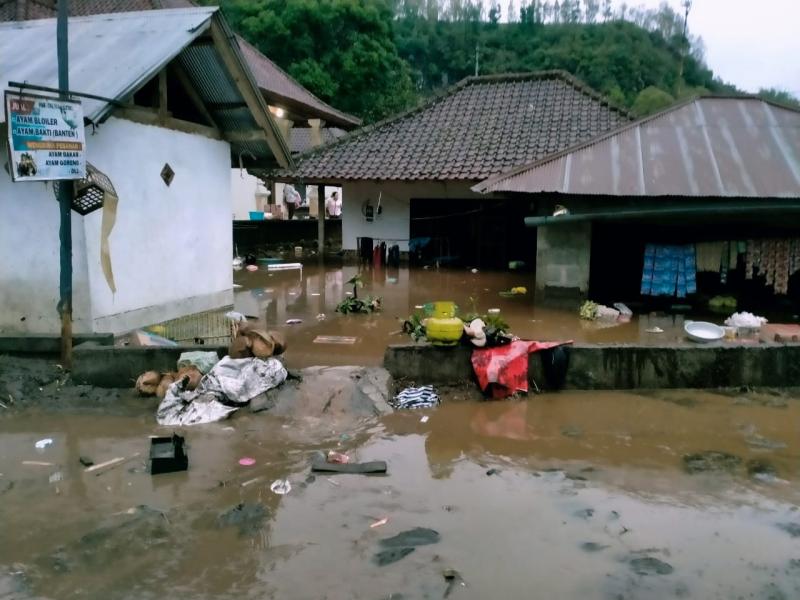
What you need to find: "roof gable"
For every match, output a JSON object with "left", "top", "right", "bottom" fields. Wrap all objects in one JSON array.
[
  {"left": 280, "top": 71, "right": 631, "bottom": 182},
  {"left": 474, "top": 96, "right": 800, "bottom": 198}
]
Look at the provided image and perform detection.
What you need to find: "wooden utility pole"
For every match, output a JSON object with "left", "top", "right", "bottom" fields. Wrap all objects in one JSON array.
[{"left": 57, "top": 0, "right": 73, "bottom": 368}]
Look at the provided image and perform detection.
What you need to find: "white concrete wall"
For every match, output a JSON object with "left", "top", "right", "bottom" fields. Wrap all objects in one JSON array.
[
  {"left": 82, "top": 117, "right": 233, "bottom": 333},
  {"left": 231, "top": 169, "right": 261, "bottom": 220},
  {"left": 0, "top": 159, "right": 93, "bottom": 334},
  {"left": 340, "top": 180, "right": 481, "bottom": 252}
]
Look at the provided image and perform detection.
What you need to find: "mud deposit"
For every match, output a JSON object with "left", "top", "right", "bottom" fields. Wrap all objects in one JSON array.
[{"left": 2, "top": 357, "right": 800, "bottom": 599}]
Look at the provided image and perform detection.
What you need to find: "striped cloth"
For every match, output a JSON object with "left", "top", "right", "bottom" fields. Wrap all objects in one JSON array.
[{"left": 391, "top": 386, "right": 440, "bottom": 409}]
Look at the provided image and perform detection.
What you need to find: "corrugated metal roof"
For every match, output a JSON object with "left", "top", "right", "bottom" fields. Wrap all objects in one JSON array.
[
  {"left": 475, "top": 97, "right": 800, "bottom": 198},
  {"left": 0, "top": 7, "right": 216, "bottom": 122},
  {"left": 1, "top": 7, "right": 293, "bottom": 168}
]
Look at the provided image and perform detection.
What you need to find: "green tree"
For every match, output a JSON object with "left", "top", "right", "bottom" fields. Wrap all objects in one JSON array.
[
  {"left": 757, "top": 87, "right": 800, "bottom": 109},
  {"left": 215, "top": 0, "right": 416, "bottom": 123},
  {"left": 632, "top": 86, "right": 675, "bottom": 116}
]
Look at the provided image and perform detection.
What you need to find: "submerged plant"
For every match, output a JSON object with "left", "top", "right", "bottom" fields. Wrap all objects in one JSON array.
[
  {"left": 337, "top": 295, "right": 381, "bottom": 314},
  {"left": 401, "top": 312, "right": 427, "bottom": 342}
]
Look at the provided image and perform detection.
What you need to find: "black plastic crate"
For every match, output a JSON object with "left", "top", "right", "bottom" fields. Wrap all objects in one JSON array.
[{"left": 149, "top": 434, "right": 188, "bottom": 475}]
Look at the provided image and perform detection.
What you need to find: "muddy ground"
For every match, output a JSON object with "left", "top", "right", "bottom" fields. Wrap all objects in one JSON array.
[{"left": 3, "top": 355, "right": 800, "bottom": 599}]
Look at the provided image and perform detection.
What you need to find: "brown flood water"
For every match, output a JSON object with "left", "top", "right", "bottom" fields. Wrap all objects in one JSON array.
[
  {"left": 233, "top": 263, "right": 701, "bottom": 369},
  {"left": 3, "top": 387, "right": 800, "bottom": 599}
]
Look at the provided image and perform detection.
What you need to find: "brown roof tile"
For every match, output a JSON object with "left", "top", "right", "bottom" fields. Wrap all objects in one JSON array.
[{"left": 280, "top": 71, "right": 631, "bottom": 182}]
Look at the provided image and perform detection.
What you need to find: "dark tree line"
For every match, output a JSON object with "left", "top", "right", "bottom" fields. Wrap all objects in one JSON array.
[{"left": 211, "top": 0, "right": 799, "bottom": 123}]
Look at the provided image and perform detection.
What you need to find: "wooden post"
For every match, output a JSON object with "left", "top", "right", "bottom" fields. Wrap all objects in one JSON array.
[
  {"left": 317, "top": 185, "right": 325, "bottom": 257},
  {"left": 57, "top": 0, "right": 73, "bottom": 369}
]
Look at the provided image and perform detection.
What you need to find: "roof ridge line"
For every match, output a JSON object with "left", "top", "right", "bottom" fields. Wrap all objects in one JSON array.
[{"left": 287, "top": 70, "right": 631, "bottom": 167}]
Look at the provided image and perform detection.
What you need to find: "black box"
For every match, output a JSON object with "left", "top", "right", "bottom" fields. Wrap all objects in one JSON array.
[{"left": 149, "top": 434, "right": 188, "bottom": 475}]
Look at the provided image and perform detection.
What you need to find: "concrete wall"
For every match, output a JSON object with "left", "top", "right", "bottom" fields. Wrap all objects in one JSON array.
[
  {"left": 340, "top": 180, "right": 482, "bottom": 252},
  {"left": 384, "top": 342, "right": 800, "bottom": 390},
  {"left": 0, "top": 122, "right": 93, "bottom": 334},
  {"left": 233, "top": 218, "right": 342, "bottom": 253},
  {"left": 535, "top": 221, "right": 591, "bottom": 299},
  {"left": 0, "top": 117, "right": 234, "bottom": 335},
  {"left": 83, "top": 117, "right": 233, "bottom": 333},
  {"left": 231, "top": 169, "right": 268, "bottom": 220}
]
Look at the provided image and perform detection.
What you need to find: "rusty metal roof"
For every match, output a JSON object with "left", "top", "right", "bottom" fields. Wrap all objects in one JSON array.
[{"left": 474, "top": 96, "right": 800, "bottom": 197}]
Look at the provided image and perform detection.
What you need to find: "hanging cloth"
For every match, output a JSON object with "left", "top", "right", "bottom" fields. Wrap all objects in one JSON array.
[{"left": 695, "top": 242, "right": 724, "bottom": 273}]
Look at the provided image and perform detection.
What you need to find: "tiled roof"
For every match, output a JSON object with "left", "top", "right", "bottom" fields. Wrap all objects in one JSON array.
[
  {"left": 0, "top": 0, "right": 360, "bottom": 129},
  {"left": 280, "top": 71, "right": 631, "bottom": 182}
]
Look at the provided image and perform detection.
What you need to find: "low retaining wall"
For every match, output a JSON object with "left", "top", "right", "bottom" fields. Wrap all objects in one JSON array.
[
  {"left": 0, "top": 333, "right": 113, "bottom": 354},
  {"left": 233, "top": 219, "right": 342, "bottom": 254},
  {"left": 72, "top": 343, "right": 227, "bottom": 387},
  {"left": 384, "top": 342, "right": 800, "bottom": 390}
]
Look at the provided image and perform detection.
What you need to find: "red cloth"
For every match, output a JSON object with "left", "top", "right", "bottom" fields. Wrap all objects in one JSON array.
[{"left": 471, "top": 340, "right": 569, "bottom": 399}]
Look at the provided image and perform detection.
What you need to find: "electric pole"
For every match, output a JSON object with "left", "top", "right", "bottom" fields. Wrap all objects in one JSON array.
[{"left": 57, "top": 0, "right": 73, "bottom": 368}]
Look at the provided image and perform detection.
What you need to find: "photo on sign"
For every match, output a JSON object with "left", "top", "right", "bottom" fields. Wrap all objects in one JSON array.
[{"left": 4, "top": 91, "right": 86, "bottom": 182}]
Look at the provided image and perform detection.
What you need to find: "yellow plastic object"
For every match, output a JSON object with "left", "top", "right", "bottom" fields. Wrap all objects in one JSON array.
[
  {"left": 426, "top": 301, "right": 457, "bottom": 318},
  {"left": 426, "top": 316, "right": 464, "bottom": 347}
]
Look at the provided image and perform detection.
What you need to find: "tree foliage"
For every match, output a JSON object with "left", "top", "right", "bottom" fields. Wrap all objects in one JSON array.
[
  {"left": 211, "top": 0, "right": 796, "bottom": 124},
  {"left": 214, "top": 0, "right": 416, "bottom": 123},
  {"left": 757, "top": 88, "right": 800, "bottom": 109}
]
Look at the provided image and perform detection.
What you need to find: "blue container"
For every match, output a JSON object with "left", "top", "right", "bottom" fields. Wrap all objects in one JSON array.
[{"left": 249, "top": 211, "right": 265, "bottom": 221}]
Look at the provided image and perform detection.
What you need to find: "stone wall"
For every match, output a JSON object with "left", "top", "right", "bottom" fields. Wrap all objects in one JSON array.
[{"left": 384, "top": 342, "right": 800, "bottom": 390}]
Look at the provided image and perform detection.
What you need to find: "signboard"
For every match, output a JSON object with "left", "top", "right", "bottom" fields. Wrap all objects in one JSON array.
[{"left": 5, "top": 91, "right": 86, "bottom": 181}]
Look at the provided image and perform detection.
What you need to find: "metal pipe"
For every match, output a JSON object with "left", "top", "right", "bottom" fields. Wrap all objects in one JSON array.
[
  {"left": 524, "top": 201, "right": 800, "bottom": 227},
  {"left": 57, "top": 0, "right": 73, "bottom": 369}
]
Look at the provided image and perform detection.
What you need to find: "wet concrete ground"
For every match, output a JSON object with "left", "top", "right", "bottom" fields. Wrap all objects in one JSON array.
[
  {"left": 233, "top": 263, "right": 713, "bottom": 370},
  {"left": 2, "top": 356, "right": 800, "bottom": 599}
]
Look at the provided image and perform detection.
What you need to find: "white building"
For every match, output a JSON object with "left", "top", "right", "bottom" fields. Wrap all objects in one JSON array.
[{"left": 0, "top": 7, "right": 292, "bottom": 334}]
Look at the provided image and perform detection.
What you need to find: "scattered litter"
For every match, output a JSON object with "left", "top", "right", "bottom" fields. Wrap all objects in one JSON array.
[
  {"left": 0, "top": 400, "right": 7, "bottom": 409},
  {"left": 645, "top": 327, "right": 664, "bottom": 334},
  {"left": 85, "top": 453, "right": 141, "bottom": 475},
  {"left": 150, "top": 435, "right": 188, "bottom": 475},
  {"left": 312, "top": 455, "right": 387, "bottom": 474},
  {"left": 487, "top": 308, "right": 500, "bottom": 315},
  {"left": 233, "top": 283, "right": 242, "bottom": 289},
  {"left": 725, "top": 311, "right": 767, "bottom": 329},
  {"left": 35, "top": 438, "right": 53, "bottom": 450},
  {"left": 486, "top": 468, "right": 501, "bottom": 476},
  {"left": 370, "top": 517, "right": 389, "bottom": 528},
  {"left": 387, "top": 277, "right": 398, "bottom": 283},
  {"left": 313, "top": 335, "right": 358, "bottom": 345},
  {"left": 79, "top": 456, "right": 94, "bottom": 467},
  {"left": 311, "top": 292, "right": 321, "bottom": 296},
  {"left": 316, "top": 313, "right": 326, "bottom": 321},
  {"left": 392, "top": 386, "right": 440, "bottom": 409},
  {"left": 414, "top": 304, "right": 424, "bottom": 309},
  {"left": 470, "top": 268, "right": 478, "bottom": 273},
  {"left": 246, "top": 264, "right": 258, "bottom": 272},
  {"left": 326, "top": 478, "right": 340, "bottom": 486},
  {"left": 48, "top": 471, "right": 63, "bottom": 484},
  {"left": 239, "top": 457, "right": 256, "bottom": 466},
  {"left": 22, "top": 461, "right": 53, "bottom": 466},
  {"left": 222, "top": 426, "right": 235, "bottom": 432},
  {"left": 285, "top": 319, "right": 303, "bottom": 325},
  {"left": 443, "top": 568, "right": 459, "bottom": 581},
  {"left": 327, "top": 451, "right": 350, "bottom": 464},
  {"left": 270, "top": 479, "right": 292, "bottom": 495},
  {"left": 420, "top": 415, "right": 430, "bottom": 423},
  {"left": 241, "top": 476, "right": 262, "bottom": 487}
]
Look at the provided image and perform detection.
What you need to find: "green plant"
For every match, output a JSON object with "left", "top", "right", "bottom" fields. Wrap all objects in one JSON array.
[
  {"left": 346, "top": 274, "right": 364, "bottom": 299},
  {"left": 336, "top": 295, "right": 381, "bottom": 315},
  {"left": 401, "top": 312, "right": 427, "bottom": 342}
]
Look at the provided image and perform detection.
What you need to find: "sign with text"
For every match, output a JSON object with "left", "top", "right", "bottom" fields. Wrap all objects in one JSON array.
[{"left": 5, "top": 91, "right": 86, "bottom": 181}]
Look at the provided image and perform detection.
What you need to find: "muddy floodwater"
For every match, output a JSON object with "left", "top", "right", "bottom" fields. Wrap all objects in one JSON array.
[
  {"left": 3, "top": 375, "right": 800, "bottom": 599},
  {"left": 231, "top": 263, "right": 713, "bottom": 369}
]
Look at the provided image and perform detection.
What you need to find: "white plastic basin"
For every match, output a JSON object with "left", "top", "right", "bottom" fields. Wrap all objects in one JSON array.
[{"left": 684, "top": 320, "right": 724, "bottom": 343}]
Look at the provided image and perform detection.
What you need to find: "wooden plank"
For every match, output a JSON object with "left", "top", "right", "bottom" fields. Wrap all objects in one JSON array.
[
  {"left": 208, "top": 17, "right": 293, "bottom": 169},
  {"left": 311, "top": 458, "right": 387, "bottom": 474},
  {"left": 115, "top": 107, "right": 223, "bottom": 141},
  {"left": 226, "top": 129, "right": 269, "bottom": 143},
  {"left": 158, "top": 69, "right": 168, "bottom": 123}
]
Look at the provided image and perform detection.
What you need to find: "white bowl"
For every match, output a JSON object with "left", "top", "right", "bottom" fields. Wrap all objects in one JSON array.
[{"left": 684, "top": 320, "right": 724, "bottom": 343}]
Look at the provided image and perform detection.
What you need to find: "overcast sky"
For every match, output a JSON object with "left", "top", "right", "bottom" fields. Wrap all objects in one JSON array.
[{"left": 611, "top": 0, "right": 800, "bottom": 95}]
